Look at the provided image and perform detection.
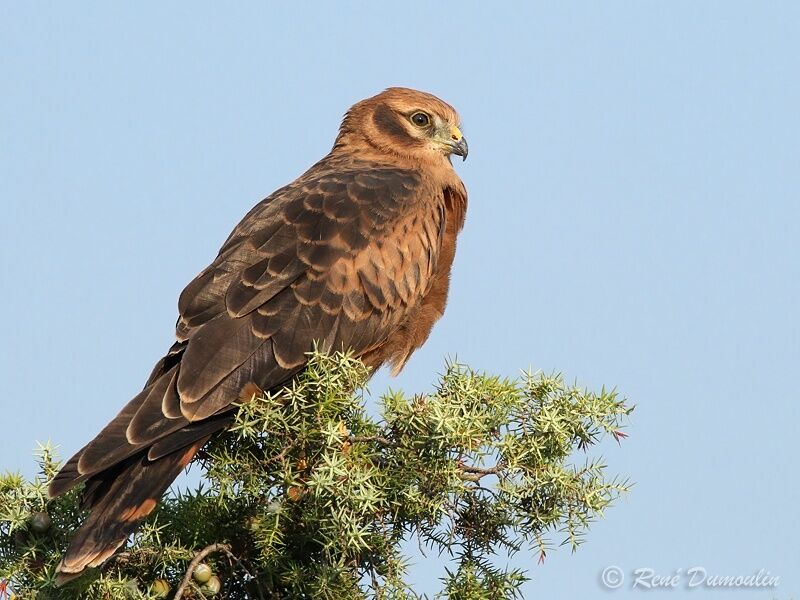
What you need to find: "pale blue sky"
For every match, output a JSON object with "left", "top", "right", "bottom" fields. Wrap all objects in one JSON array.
[{"left": 1, "top": 3, "right": 798, "bottom": 598}]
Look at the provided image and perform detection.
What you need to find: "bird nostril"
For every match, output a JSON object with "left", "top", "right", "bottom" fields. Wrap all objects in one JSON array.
[{"left": 451, "top": 134, "right": 459, "bottom": 141}]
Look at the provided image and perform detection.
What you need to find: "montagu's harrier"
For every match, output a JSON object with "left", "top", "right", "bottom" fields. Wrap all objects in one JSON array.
[{"left": 49, "top": 87, "right": 469, "bottom": 582}]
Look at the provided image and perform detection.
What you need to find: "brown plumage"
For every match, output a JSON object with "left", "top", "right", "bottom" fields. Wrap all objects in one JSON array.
[{"left": 48, "top": 87, "right": 469, "bottom": 582}]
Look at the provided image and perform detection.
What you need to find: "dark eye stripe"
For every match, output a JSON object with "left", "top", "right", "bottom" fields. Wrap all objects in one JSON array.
[{"left": 373, "top": 104, "right": 422, "bottom": 146}]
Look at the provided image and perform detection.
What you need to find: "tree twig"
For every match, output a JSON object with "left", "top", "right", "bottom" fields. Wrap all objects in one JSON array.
[
  {"left": 173, "top": 543, "right": 231, "bottom": 600},
  {"left": 349, "top": 434, "right": 392, "bottom": 446},
  {"left": 460, "top": 464, "right": 502, "bottom": 475},
  {"left": 458, "top": 462, "right": 504, "bottom": 481}
]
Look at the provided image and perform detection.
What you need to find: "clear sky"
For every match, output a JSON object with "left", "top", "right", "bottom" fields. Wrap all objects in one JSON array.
[{"left": 1, "top": 3, "right": 798, "bottom": 598}]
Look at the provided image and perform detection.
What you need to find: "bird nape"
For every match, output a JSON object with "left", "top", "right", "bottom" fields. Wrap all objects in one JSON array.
[{"left": 48, "top": 87, "right": 469, "bottom": 584}]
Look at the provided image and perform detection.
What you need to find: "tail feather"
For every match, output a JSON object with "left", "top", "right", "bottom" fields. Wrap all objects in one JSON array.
[
  {"left": 49, "top": 344, "right": 232, "bottom": 584},
  {"left": 55, "top": 436, "right": 209, "bottom": 585}
]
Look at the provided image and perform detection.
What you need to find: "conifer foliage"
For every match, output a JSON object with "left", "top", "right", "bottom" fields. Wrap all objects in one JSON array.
[{"left": 1, "top": 351, "right": 631, "bottom": 599}]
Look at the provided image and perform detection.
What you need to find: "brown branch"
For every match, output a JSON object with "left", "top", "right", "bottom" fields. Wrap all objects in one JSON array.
[
  {"left": 173, "top": 542, "right": 265, "bottom": 600},
  {"left": 460, "top": 464, "right": 502, "bottom": 475},
  {"left": 173, "top": 543, "right": 231, "bottom": 600},
  {"left": 348, "top": 434, "right": 392, "bottom": 446},
  {"left": 370, "top": 566, "right": 380, "bottom": 595},
  {"left": 458, "top": 462, "right": 504, "bottom": 481}
]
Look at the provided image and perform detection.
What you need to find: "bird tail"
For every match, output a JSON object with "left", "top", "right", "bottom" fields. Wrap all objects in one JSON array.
[{"left": 54, "top": 436, "right": 208, "bottom": 585}]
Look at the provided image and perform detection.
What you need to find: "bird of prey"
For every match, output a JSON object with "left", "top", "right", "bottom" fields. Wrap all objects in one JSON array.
[{"left": 48, "top": 87, "right": 469, "bottom": 582}]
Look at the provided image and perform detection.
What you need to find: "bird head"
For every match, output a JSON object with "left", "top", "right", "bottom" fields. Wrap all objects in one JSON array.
[{"left": 334, "top": 87, "right": 468, "bottom": 164}]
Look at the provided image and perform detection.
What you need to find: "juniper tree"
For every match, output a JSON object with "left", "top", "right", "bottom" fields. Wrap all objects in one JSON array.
[{"left": 0, "top": 351, "right": 631, "bottom": 599}]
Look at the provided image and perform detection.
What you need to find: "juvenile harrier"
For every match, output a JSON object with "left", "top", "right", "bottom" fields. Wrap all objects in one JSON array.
[{"left": 49, "top": 87, "right": 469, "bottom": 581}]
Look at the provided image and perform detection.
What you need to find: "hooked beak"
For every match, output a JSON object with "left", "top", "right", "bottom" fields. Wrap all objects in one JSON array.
[
  {"left": 448, "top": 125, "right": 469, "bottom": 161},
  {"left": 451, "top": 137, "right": 469, "bottom": 161}
]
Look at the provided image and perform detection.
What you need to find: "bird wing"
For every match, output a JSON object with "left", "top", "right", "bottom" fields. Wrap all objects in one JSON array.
[{"left": 50, "top": 162, "right": 447, "bottom": 497}]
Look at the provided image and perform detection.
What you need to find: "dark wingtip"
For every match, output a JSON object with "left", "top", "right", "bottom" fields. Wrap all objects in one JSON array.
[{"left": 48, "top": 454, "right": 86, "bottom": 499}]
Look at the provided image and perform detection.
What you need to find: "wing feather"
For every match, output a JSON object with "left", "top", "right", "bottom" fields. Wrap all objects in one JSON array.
[{"left": 51, "top": 161, "right": 451, "bottom": 525}]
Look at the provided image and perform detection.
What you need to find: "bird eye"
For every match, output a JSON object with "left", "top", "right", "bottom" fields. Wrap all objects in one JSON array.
[{"left": 410, "top": 112, "right": 430, "bottom": 127}]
